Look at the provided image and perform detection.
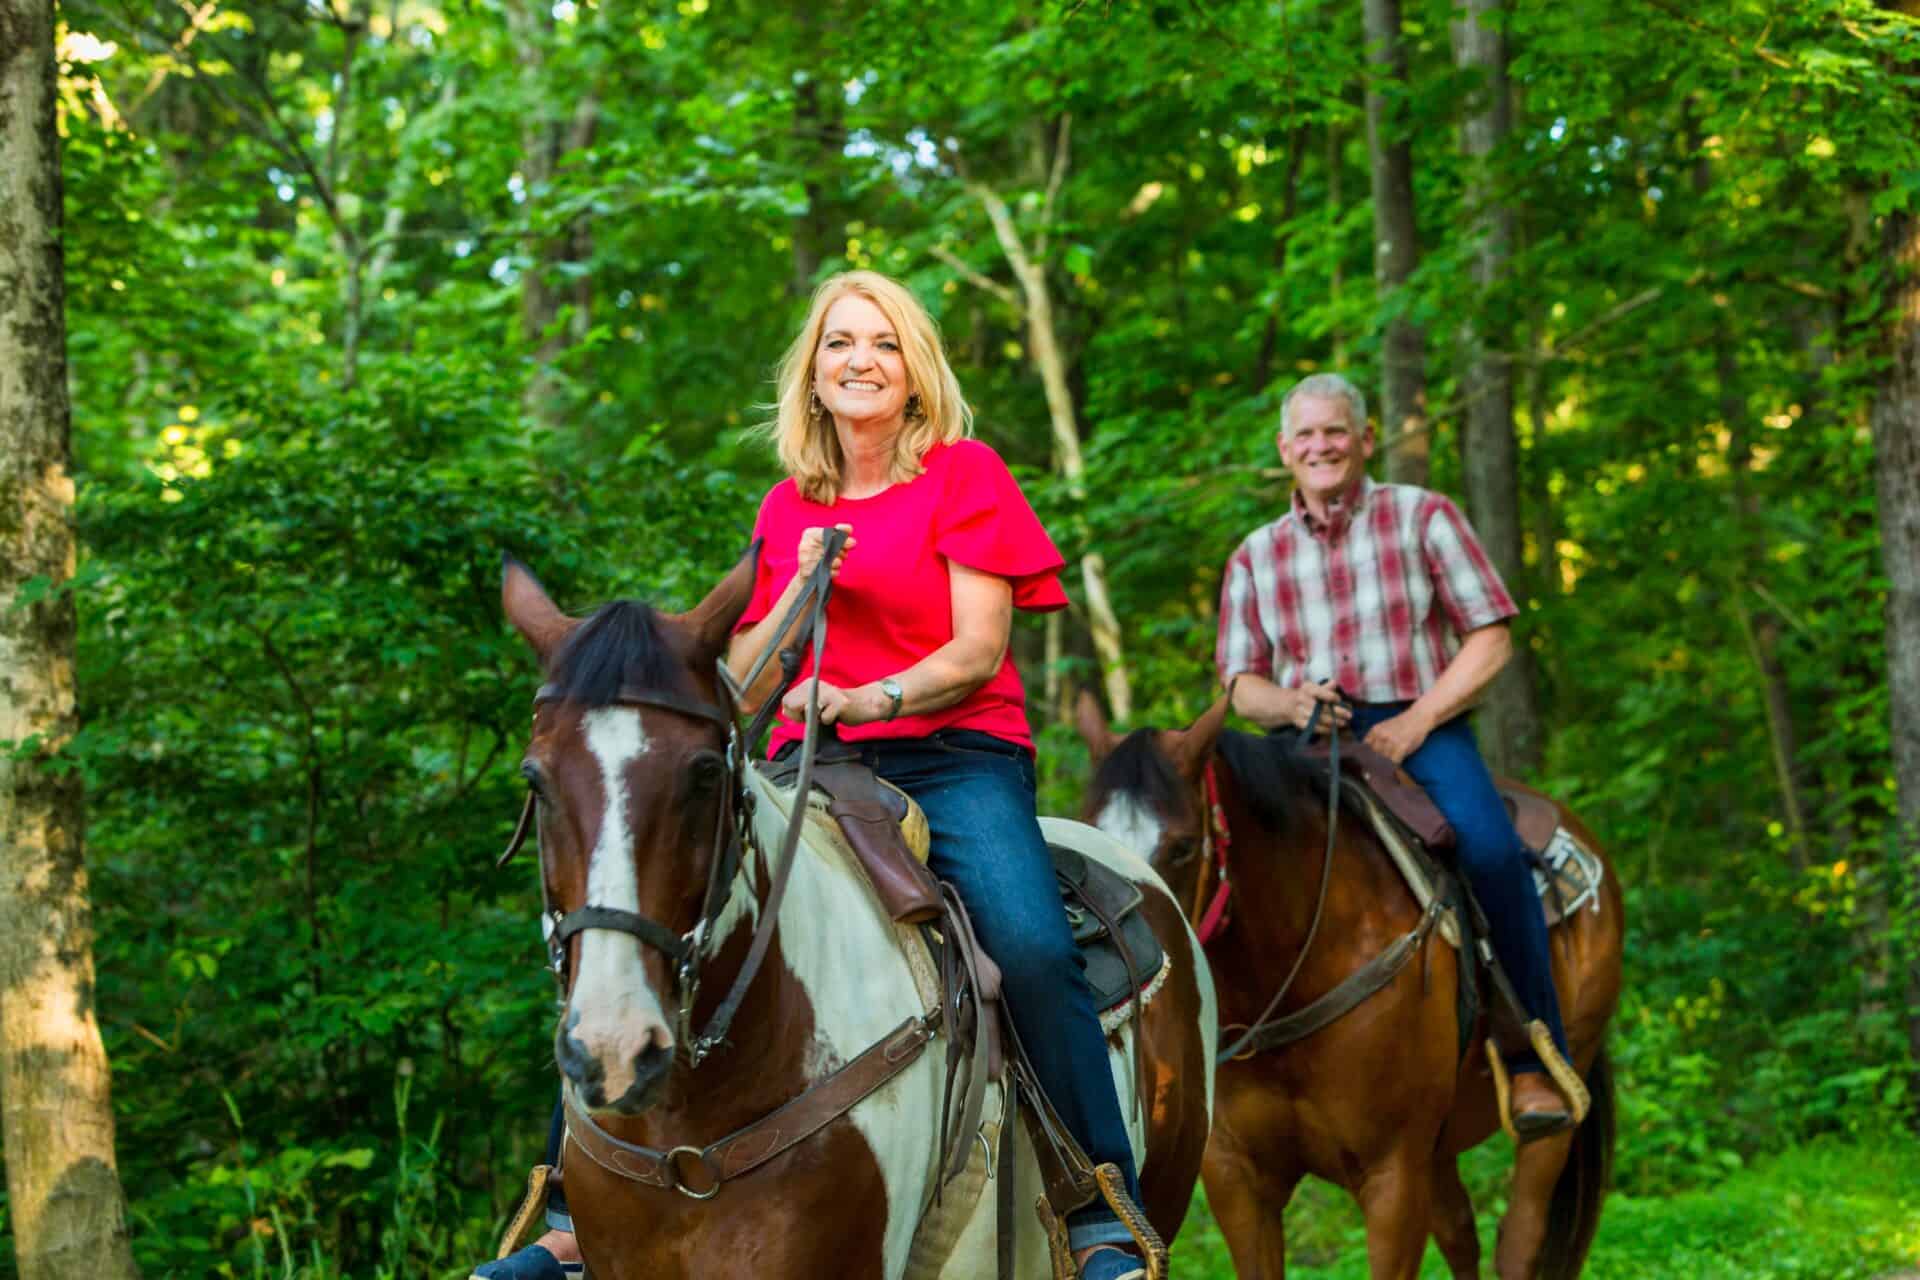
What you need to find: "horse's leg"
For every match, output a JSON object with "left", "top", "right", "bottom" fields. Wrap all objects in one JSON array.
[
  {"left": 1429, "top": 1155, "right": 1482, "bottom": 1280},
  {"left": 1355, "top": 1146, "right": 1434, "bottom": 1280},
  {"left": 1201, "top": 1127, "right": 1299, "bottom": 1280},
  {"left": 1494, "top": 1130, "right": 1574, "bottom": 1279}
]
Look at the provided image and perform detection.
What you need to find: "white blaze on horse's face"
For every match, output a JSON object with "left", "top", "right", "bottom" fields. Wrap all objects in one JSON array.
[
  {"left": 1095, "top": 793, "right": 1167, "bottom": 866},
  {"left": 567, "top": 708, "right": 676, "bottom": 1106}
]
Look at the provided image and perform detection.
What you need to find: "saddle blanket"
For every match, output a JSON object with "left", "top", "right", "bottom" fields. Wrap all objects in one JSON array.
[{"left": 1347, "top": 785, "right": 1606, "bottom": 951}]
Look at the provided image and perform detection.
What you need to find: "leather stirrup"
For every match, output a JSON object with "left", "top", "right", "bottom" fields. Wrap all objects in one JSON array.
[
  {"left": 493, "top": 1164, "right": 553, "bottom": 1260},
  {"left": 1094, "top": 1162, "right": 1169, "bottom": 1280},
  {"left": 1032, "top": 1193, "right": 1077, "bottom": 1280},
  {"left": 1486, "top": 1021, "right": 1590, "bottom": 1143}
]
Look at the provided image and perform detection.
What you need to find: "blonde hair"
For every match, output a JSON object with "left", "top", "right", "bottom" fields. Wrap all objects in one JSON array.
[{"left": 768, "top": 271, "right": 972, "bottom": 503}]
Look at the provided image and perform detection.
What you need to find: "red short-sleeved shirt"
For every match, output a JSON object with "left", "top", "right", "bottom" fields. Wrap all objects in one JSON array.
[{"left": 737, "top": 439, "right": 1068, "bottom": 755}]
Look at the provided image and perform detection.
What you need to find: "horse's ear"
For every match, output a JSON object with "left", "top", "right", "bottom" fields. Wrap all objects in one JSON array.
[
  {"left": 1165, "top": 689, "right": 1232, "bottom": 780},
  {"left": 681, "top": 539, "right": 762, "bottom": 661},
  {"left": 1074, "top": 688, "right": 1120, "bottom": 766},
  {"left": 502, "top": 554, "right": 578, "bottom": 666}
]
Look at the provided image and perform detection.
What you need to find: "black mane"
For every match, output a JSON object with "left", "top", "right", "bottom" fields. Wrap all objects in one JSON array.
[
  {"left": 1216, "top": 729, "right": 1314, "bottom": 835},
  {"left": 1093, "top": 729, "right": 1195, "bottom": 826},
  {"left": 548, "top": 600, "right": 692, "bottom": 707}
]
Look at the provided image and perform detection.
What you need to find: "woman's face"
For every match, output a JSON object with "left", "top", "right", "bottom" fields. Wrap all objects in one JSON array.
[{"left": 813, "top": 293, "right": 911, "bottom": 429}]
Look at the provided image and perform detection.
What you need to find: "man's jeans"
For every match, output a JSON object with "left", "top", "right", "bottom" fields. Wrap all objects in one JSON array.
[
  {"left": 1346, "top": 704, "right": 1570, "bottom": 1074},
  {"left": 541, "top": 729, "right": 1143, "bottom": 1251}
]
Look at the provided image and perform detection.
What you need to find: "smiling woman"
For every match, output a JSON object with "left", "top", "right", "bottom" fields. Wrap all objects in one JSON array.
[
  {"left": 766, "top": 270, "right": 972, "bottom": 506},
  {"left": 720, "top": 270, "right": 1169, "bottom": 1280},
  {"left": 475, "top": 272, "right": 1190, "bottom": 1280}
]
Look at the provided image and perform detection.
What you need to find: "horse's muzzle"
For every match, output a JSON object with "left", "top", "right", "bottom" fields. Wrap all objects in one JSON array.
[{"left": 556, "top": 1012, "right": 674, "bottom": 1114}]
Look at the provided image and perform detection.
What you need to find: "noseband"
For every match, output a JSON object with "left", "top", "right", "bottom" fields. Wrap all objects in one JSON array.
[{"left": 498, "top": 530, "right": 849, "bottom": 1068}]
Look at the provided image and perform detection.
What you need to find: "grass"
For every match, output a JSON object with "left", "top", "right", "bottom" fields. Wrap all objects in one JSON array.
[{"left": 1170, "top": 1138, "right": 1920, "bottom": 1279}]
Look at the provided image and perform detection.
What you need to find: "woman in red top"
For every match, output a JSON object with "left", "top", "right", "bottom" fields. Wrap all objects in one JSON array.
[{"left": 725, "top": 271, "right": 1148, "bottom": 1280}]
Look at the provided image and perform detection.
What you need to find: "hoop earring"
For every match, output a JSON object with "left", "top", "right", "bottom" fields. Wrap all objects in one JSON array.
[
  {"left": 906, "top": 392, "right": 923, "bottom": 420},
  {"left": 809, "top": 389, "right": 826, "bottom": 418}
]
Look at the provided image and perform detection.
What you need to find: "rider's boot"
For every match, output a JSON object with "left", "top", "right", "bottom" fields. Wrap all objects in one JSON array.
[
  {"left": 1077, "top": 1244, "right": 1147, "bottom": 1280},
  {"left": 1509, "top": 1069, "right": 1573, "bottom": 1141},
  {"left": 469, "top": 1229, "right": 581, "bottom": 1280}
]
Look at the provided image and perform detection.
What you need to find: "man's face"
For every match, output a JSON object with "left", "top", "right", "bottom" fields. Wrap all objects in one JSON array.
[{"left": 1277, "top": 393, "right": 1374, "bottom": 507}]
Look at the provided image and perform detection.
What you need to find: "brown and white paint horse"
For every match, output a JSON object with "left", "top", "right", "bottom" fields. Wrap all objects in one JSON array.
[
  {"left": 1079, "top": 693, "right": 1623, "bottom": 1280},
  {"left": 502, "top": 553, "right": 1217, "bottom": 1280}
]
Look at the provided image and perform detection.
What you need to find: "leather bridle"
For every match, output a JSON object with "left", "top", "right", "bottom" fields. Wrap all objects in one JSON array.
[{"left": 498, "top": 529, "right": 850, "bottom": 1068}]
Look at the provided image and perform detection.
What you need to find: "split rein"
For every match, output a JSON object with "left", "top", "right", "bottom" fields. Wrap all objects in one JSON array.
[
  {"left": 1208, "top": 703, "right": 1449, "bottom": 1065},
  {"left": 1213, "top": 701, "right": 1343, "bottom": 1064}
]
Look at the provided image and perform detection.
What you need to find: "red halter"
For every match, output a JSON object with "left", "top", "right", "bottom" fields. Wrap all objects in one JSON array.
[{"left": 1195, "top": 761, "right": 1235, "bottom": 945}]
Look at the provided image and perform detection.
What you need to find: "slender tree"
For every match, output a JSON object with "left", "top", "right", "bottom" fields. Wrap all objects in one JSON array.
[
  {"left": 1870, "top": 9, "right": 1920, "bottom": 1062},
  {"left": 0, "top": 3, "right": 143, "bottom": 1275},
  {"left": 939, "top": 119, "right": 1135, "bottom": 719},
  {"left": 1362, "top": 0, "right": 1429, "bottom": 485},
  {"left": 506, "top": 0, "right": 604, "bottom": 433},
  {"left": 1450, "top": 0, "right": 1541, "bottom": 775}
]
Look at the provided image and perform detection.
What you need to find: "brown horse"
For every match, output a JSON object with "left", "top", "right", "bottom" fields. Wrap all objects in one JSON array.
[
  {"left": 1078, "top": 693, "right": 1623, "bottom": 1280},
  {"left": 499, "top": 552, "right": 1216, "bottom": 1279}
]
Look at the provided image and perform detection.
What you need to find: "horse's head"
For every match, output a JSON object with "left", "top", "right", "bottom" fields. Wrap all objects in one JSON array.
[
  {"left": 1081, "top": 692, "right": 1316, "bottom": 925},
  {"left": 1077, "top": 690, "right": 1232, "bottom": 889},
  {"left": 501, "top": 551, "right": 754, "bottom": 1116}
]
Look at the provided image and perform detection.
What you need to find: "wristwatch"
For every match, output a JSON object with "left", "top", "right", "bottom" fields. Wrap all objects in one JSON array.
[{"left": 879, "top": 677, "right": 905, "bottom": 721}]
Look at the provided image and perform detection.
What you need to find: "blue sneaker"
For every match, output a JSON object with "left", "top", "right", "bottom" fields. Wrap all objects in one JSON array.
[
  {"left": 469, "top": 1243, "right": 584, "bottom": 1280},
  {"left": 1078, "top": 1246, "right": 1147, "bottom": 1280}
]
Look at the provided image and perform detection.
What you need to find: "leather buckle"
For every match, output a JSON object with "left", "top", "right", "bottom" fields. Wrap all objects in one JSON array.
[{"left": 665, "top": 1145, "right": 721, "bottom": 1200}]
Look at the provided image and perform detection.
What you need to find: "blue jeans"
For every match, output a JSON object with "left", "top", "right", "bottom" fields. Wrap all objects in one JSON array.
[
  {"left": 854, "top": 728, "right": 1141, "bottom": 1250},
  {"left": 1345, "top": 705, "right": 1569, "bottom": 1074}
]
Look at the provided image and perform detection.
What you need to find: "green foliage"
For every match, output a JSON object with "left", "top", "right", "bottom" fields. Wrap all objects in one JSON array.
[
  {"left": 1176, "top": 1139, "right": 1920, "bottom": 1278},
  {"left": 12, "top": 0, "right": 1920, "bottom": 1272}
]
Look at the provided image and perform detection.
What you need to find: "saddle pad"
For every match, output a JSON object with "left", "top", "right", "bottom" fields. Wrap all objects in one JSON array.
[
  {"left": 1531, "top": 825, "right": 1606, "bottom": 925},
  {"left": 1050, "top": 844, "right": 1168, "bottom": 1023},
  {"left": 1350, "top": 788, "right": 1605, "bottom": 950}
]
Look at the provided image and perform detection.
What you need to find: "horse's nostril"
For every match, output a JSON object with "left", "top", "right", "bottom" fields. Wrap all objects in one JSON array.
[
  {"left": 555, "top": 1028, "right": 605, "bottom": 1092},
  {"left": 635, "top": 1041, "right": 672, "bottom": 1085},
  {"left": 605, "top": 1043, "right": 673, "bottom": 1115}
]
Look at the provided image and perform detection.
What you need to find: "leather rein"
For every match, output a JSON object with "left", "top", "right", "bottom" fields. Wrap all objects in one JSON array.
[{"left": 1208, "top": 704, "right": 1447, "bottom": 1063}]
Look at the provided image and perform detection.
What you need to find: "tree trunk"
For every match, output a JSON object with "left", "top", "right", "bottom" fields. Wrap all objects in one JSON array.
[
  {"left": 505, "top": 0, "right": 601, "bottom": 434},
  {"left": 964, "top": 128, "right": 1134, "bottom": 720},
  {"left": 1363, "top": 0, "right": 1429, "bottom": 485},
  {"left": 1328, "top": 123, "right": 1348, "bottom": 367},
  {"left": 1682, "top": 122, "right": 1811, "bottom": 869},
  {"left": 1250, "top": 126, "right": 1309, "bottom": 392},
  {"left": 1871, "top": 198, "right": 1920, "bottom": 1065},
  {"left": 1450, "top": 0, "right": 1541, "bottom": 776},
  {"left": 0, "top": 5, "right": 143, "bottom": 1275},
  {"left": 977, "top": 193, "right": 1132, "bottom": 721}
]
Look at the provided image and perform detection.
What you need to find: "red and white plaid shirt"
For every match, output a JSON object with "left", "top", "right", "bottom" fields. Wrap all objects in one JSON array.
[{"left": 1215, "top": 477, "right": 1517, "bottom": 702}]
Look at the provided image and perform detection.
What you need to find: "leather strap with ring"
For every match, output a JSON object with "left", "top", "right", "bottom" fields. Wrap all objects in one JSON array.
[{"left": 562, "top": 1013, "right": 937, "bottom": 1198}]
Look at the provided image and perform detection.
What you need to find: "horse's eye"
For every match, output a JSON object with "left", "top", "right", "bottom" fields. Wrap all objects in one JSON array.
[{"left": 687, "top": 752, "right": 726, "bottom": 793}]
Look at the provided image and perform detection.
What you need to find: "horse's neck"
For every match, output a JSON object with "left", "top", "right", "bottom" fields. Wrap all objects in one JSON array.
[
  {"left": 1214, "top": 768, "right": 1402, "bottom": 967},
  {"left": 635, "top": 774, "right": 915, "bottom": 1127}
]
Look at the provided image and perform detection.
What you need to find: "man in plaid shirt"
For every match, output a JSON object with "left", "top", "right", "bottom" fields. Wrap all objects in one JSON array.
[{"left": 1216, "top": 371, "right": 1574, "bottom": 1139}]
